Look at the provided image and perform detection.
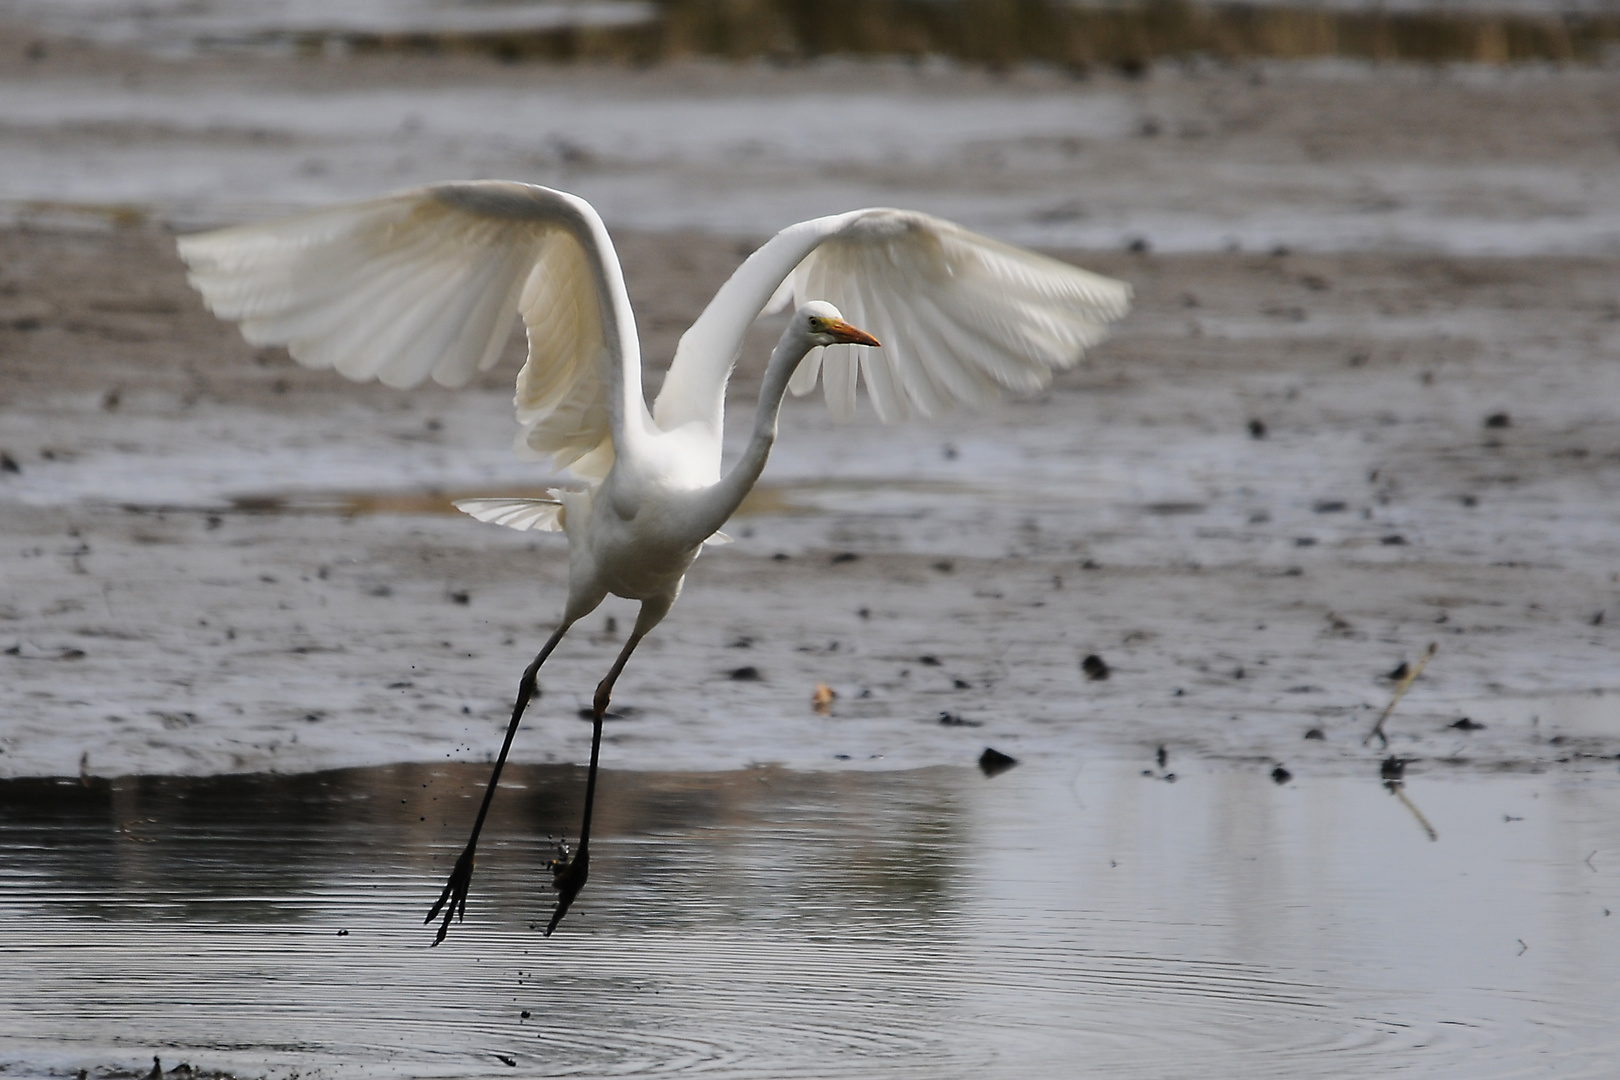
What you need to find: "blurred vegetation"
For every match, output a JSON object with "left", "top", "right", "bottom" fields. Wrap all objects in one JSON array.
[{"left": 328, "top": 0, "right": 1620, "bottom": 68}]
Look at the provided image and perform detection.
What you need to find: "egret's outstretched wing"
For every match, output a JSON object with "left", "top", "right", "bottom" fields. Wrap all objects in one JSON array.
[
  {"left": 177, "top": 182, "right": 644, "bottom": 480},
  {"left": 655, "top": 209, "right": 1130, "bottom": 428},
  {"left": 454, "top": 496, "right": 564, "bottom": 532},
  {"left": 455, "top": 495, "right": 730, "bottom": 545}
]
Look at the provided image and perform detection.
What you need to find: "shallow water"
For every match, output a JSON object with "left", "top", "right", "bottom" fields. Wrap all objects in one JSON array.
[{"left": 2, "top": 760, "right": 1616, "bottom": 1079}]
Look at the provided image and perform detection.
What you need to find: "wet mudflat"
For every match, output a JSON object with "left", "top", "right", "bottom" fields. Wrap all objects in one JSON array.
[
  {"left": 2, "top": 760, "right": 1616, "bottom": 1079},
  {"left": 5, "top": 227, "right": 1620, "bottom": 778},
  {"left": 5, "top": 26, "right": 1620, "bottom": 253}
]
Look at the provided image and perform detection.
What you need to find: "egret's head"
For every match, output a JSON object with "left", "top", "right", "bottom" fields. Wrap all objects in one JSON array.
[{"left": 800, "top": 301, "right": 880, "bottom": 348}]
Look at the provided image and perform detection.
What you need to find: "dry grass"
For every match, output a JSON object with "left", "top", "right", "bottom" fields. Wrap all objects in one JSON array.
[{"left": 324, "top": 0, "right": 1620, "bottom": 69}]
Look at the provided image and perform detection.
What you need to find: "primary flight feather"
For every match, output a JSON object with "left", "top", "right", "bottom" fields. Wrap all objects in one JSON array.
[{"left": 178, "top": 180, "right": 1130, "bottom": 942}]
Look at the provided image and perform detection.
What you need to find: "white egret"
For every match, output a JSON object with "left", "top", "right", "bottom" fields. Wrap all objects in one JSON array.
[{"left": 177, "top": 181, "right": 1130, "bottom": 942}]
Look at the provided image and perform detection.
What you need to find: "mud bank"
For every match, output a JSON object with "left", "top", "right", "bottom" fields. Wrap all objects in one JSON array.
[{"left": 3, "top": 225, "right": 1619, "bottom": 779}]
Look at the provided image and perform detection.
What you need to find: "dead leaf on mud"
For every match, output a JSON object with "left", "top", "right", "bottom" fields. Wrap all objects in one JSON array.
[{"left": 811, "top": 682, "right": 835, "bottom": 715}]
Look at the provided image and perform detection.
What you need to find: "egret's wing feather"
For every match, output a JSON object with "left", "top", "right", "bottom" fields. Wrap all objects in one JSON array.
[
  {"left": 511, "top": 228, "right": 617, "bottom": 477},
  {"left": 764, "top": 276, "right": 796, "bottom": 315},
  {"left": 786, "top": 340, "right": 823, "bottom": 398},
  {"left": 180, "top": 191, "right": 537, "bottom": 389},
  {"left": 786, "top": 211, "right": 1131, "bottom": 420},
  {"left": 656, "top": 207, "right": 1129, "bottom": 431},
  {"left": 453, "top": 497, "right": 564, "bottom": 532},
  {"left": 178, "top": 181, "right": 644, "bottom": 481},
  {"left": 656, "top": 211, "right": 868, "bottom": 431}
]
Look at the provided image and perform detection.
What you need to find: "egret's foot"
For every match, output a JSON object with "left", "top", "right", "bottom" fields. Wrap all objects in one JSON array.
[
  {"left": 544, "top": 841, "right": 590, "bottom": 936},
  {"left": 426, "top": 845, "right": 476, "bottom": 946}
]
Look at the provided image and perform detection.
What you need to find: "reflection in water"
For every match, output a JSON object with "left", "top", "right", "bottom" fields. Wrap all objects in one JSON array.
[
  {"left": 1386, "top": 778, "right": 1440, "bottom": 842},
  {"left": 1, "top": 762, "right": 1617, "bottom": 1079}
]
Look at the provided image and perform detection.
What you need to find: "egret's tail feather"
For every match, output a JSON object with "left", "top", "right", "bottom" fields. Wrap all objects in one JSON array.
[{"left": 454, "top": 496, "right": 564, "bottom": 532}]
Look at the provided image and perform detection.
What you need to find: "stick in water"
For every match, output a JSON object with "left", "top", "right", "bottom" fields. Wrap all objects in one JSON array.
[{"left": 1365, "top": 642, "right": 1438, "bottom": 748}]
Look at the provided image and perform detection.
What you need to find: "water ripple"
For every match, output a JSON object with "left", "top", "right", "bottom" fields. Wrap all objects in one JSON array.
[{"left": 2, "top": 763, "right": 1617, "bottom": 1079}]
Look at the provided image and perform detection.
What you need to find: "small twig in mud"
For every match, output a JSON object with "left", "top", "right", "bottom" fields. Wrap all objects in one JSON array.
[
  {"left": 1384, "top": 779, "right": 1438, "bottom": 842},
  {"left": 1365, "top": 642, "right": 1438, "bottom": 747}
]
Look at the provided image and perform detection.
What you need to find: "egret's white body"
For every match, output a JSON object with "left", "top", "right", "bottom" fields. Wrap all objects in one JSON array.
[{"left": 178, "top": 181, "right": 1130, "bottom": 940}]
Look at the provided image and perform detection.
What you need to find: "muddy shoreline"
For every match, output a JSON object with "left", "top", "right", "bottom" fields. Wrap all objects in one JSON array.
[
  {"left": 4, "top": 24, "right": 1620, "bottom": 783},
  {"left": 4, "top": 222, "right": 1619, "bottom": 781}
]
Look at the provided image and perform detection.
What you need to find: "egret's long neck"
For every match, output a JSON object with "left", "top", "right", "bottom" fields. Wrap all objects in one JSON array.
[{"left": 698, "top": 326, "right": 811, "bottom": 532}]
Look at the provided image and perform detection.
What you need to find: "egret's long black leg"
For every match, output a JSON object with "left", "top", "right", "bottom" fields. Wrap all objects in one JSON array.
[
  {"left": 545, "top": 631, "right": 644, "bottom": 936},
  {"left": 428, "top": 621, "right": 571, "bottom": 945}
]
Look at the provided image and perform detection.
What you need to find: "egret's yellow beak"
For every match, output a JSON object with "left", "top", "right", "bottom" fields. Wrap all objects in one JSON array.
[{"left": 826, "top": 319, "right": 881, "bottom": 347}]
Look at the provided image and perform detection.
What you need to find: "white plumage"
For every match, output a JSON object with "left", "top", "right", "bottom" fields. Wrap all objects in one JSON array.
[
  {"left": 177, "top": 180, "right": 1130, "bottom": 942},
  {"left": 769, "top": 209, "right": 1128, "bottom": 421},
  {"left": 452, "top": 496, "right": 565, "bottom": 532}
]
